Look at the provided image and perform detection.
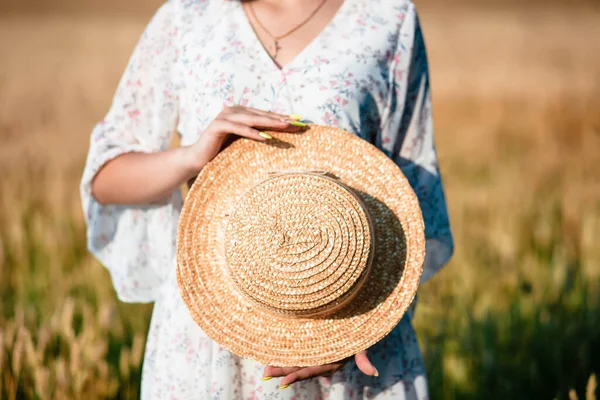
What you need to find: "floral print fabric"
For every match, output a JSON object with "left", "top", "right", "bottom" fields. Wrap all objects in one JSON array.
[{"left": 80, "top": 0, "right": 453, "bottom": 398}]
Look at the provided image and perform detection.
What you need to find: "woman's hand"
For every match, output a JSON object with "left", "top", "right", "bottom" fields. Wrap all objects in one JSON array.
[
  {"left": 262, "top": 350, "right": 378, "bottom": 389},
  {"left": 183, "top": 106, "right": 305, "bottom": 177},
  {"left": 91, "top": 106, "right": 304, "bottom": 205}
]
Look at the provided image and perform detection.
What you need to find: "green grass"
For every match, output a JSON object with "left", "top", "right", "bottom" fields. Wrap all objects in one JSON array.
[{"left": 416, "top": 200, "right": 600, "bottom": 399}]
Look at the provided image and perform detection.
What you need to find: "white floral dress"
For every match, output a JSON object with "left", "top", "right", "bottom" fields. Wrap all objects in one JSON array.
[{"left": 80, "top": 0, "right": 454, "bottom": 398}]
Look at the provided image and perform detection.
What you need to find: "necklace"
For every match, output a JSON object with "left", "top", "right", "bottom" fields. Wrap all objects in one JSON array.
[{"left": 247, "top": 0, "right": 329, "bottom": 60}]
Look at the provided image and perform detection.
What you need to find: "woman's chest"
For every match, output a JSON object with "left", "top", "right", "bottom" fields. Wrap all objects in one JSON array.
[{"left": 176, "top": 0, "right": 404, "bottom": 143}]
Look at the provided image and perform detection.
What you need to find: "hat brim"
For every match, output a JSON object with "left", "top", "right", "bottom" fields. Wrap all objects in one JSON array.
[{"left": 176, "top": 125, "right": 425, "bottom": 367}]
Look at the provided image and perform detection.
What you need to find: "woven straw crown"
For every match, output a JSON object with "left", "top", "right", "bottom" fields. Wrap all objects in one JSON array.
[
  {"left": 226, "top": 171, "right": 375, "bottom": 318},
  {"left": 177, "top": 125, "right": 425, "bottom": 367}
]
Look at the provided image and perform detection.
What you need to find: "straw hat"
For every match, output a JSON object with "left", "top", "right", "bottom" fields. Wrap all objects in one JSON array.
[{"left": 176, "top": 125, "right": 425, "bottom": 367}]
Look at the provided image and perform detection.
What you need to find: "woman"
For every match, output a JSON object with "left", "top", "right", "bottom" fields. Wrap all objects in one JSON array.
[{"left": 81, "top": 0, "right": 453, "bottom": 398}]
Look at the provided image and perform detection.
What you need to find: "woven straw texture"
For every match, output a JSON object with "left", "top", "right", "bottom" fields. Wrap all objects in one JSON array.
[{"left": 176, "top": 125, "right": 425, "bottom": 367}]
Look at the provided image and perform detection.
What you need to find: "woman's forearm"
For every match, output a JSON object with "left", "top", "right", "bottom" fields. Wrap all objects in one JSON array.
[{"left": 91, "top": 146, "right": 197, "bottom": 206}]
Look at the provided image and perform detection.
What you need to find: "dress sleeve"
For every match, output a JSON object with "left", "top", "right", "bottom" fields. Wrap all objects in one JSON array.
[
  {"left": 385, "top": 2, "right": 454, "bottom": 284},
  {"left": 79, "top": 0, "right": 182, "bottom": 303}
]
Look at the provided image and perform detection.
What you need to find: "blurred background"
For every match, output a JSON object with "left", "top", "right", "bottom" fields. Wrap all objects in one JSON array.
[{"left": 1, "top": 0, "right": 599, "bottom": 398}]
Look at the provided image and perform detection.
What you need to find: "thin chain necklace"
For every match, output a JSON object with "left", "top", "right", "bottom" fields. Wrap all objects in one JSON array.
[{"left": 247, "top": 0, "right": 329, "bottom": 60}]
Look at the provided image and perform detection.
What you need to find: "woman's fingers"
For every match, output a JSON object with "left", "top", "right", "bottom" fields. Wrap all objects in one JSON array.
[
  {"left": 263, "top": 351, "right": 376, "bottom": 389},
  {"left": 207, "top": 120, "right": 266, "bottom": 141},
  {"left": 279, "top": 365, "right": 341, "bottom": 387},
  {"left": 224, "top": 112, "right": 303, "bottom": 132},
  {"left": 243, "top": 108, "right": 307, "bottom": 129},
  {"left": 243, "top": 106, "right": 296, "bottom": 121},
  {"left": 263, "top": 366, "right": 301, "bottom": 378},
  {"left": 354, "top": 350, "right": 378, "bottom": 377},
  {"left": 223, "top": 105, "right": 288, "bottom": 122},
  {"left": 208, "top": 106, "right": 307, "bottom": 143}
]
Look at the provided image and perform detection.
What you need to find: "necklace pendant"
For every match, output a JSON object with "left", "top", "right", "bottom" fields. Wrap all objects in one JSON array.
[{"left": 272, "top": 39, "right": 280, "bottom": 59}]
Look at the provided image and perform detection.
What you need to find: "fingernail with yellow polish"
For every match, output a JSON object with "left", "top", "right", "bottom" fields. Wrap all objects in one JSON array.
[
  {"left": 289, "top": 114, "right": 302, "bottom": 120},
  {"left": 259, "top": 132, "right": 272, "bottom": 140},
  {"left": 279, "top": 384, "right": 290, "bottom": 390},
  {"left": 261, "top": 376, "right": 272, "bottom": 381},
  {"left": 373, "top": 368, "right": 379, "bottom": 377},
  {"left": 290, "top": 121, "right": 307, "bottom": 127}
]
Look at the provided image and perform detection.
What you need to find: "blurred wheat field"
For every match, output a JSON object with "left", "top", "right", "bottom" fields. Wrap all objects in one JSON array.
[{"left": 1, "top": 4, "right": 600, "bottom": 399}]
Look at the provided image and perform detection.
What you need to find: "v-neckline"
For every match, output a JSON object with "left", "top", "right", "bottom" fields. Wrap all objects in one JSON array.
[{"left": 235, "top": 0, "right": 352, "bottom": 73}]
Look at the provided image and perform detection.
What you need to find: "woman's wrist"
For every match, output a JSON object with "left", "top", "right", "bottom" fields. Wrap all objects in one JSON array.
[{"left": 178, "top": 144, "right": 208, "bottom": 180}]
